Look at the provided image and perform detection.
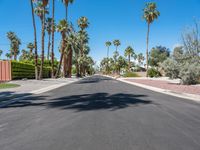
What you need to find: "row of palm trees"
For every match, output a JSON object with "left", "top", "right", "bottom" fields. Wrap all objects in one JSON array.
[
  {"left": 30, "top": 0, "right": 93, "bottom": 79},
  {"left": 102, "top": 40, "right": 145, "bottom": 74}
]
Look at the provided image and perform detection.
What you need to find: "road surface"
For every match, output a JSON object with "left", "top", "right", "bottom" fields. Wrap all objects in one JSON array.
[{"left": 0, "top": 75, "right": 200, "bottom": 150}]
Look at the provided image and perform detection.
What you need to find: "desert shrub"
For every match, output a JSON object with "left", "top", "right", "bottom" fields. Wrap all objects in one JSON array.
[
  {"left": 147, "top": 68, "right": 161, "bottom": 78},
  {"left": 161, "top": 58, "right": 180, "bottom": 79},
  {"left": 123, "top": 72, "right": 140, "bottom": 77}
]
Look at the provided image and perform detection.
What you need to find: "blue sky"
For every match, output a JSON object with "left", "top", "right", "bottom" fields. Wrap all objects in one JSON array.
[{"left": 0, "top": 0, "right": 200, "bottom": 63}]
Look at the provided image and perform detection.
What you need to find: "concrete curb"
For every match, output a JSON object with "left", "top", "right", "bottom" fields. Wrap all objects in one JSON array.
[
  {"left": 102, "top": 75, "right": 200, "bottom": 103},
  {"left": 0, "top": 79, "right": 80, "bottom": 108}
]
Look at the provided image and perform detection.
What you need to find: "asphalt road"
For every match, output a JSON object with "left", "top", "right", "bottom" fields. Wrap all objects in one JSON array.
[{"left": 0, "top": 75, "right": 200, "bottom": 150}]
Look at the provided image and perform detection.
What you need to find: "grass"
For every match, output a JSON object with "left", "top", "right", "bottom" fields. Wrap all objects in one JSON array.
[
  {"left": 123, "top": 72, "right": 141, "bottom": 78},
  {"left": 0, "top": 83, "right": 20, "bottom": 89}
]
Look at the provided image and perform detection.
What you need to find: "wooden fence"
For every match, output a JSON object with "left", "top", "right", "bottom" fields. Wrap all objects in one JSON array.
[{"left": 0, "top": 61, "right": 12, "bottom": 82}]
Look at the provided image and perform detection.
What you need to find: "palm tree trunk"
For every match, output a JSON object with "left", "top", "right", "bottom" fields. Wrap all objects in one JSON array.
[
  {"left": 39, "top": 8, "right": 46, "bottom": 80},
  {"left": 67, "top": 47, "right": 72, "bottom": 78},
  {"left": 47, "top": 34, "right": 51, "bottom": 61},
  {"left": 51, "top": 0, "right": 55, "bottom": 78},
  {"left": 107, "top": 46, "right": 109, "bottom": 58},
  {"left": 63, "top": 4, "right": 68, "bottom": 77},
  {"left": 128, "top": 55, "right": 130, "bottom": 72},
  {"left": 56, "top": 33, "right": 66, "bottom": 78},
  {"left": 146, "top": 23, "right": 150, "bottom": 77},
  {"left": 30, "top": 0, "right": 38, "bottom": 80}
]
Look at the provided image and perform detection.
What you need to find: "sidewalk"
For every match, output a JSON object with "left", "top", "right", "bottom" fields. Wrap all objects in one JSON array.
[
  {"left": 0, "top": 78, "right": 80, "bottom": 107},
  {"left": 118, "top": 77, "right": 200, "bottom": 102}
]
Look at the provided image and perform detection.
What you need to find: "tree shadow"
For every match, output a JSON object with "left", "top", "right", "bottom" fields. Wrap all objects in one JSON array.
[
  {"left": 76, "top": 77, "right": 112, "bottom": 84},
  {"left": 2, "top": 93, "right": 153, "bottom": 112},
  {"left": 47, "top": 93, "right": 153, "bottom": 111}
]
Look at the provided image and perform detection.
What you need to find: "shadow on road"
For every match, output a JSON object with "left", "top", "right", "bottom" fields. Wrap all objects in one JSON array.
[
  {"left": 2, "top": 92, "right": 152, "bottom": 112},
  {"left": 48, "top": 93, "right": 152, "bottom": 111}
]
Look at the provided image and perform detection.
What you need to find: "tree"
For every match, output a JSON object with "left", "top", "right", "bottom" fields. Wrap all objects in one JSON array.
[
  {"left": 30, "top": 0, "right": 39, "bottom": 80},
  {"left": 55, "top": 19, "right": 68, "bottom": 78},
  {"left": 137, "top": 53, "right": 145, "bottom": 66},
  {"left": 6, "top": 31, "right": 21, "bottom": 60},
  {"left": 61, "top": 0, "right": 74, "bottom": 78},
  {"left": 35, "top": 0, "right": 49, "bottom": 79},
  {"left": 143, "top": 2, "right": 160, "bottom": 76},
  {"left": 5, "top": 53, "right": 11, "bottom": 60},
  {"left": 27, "top": 42, "right": 34, "bottom": 55},
  {"left": 51, "top": 0, "right": 55, "bottom": 78},
  {"left": 0, "top": 50, "right": 3, "bottom": 59},
  {"left": 78, "top": 17, "right": 90, "bottom": 76},
  {"left": 105, "top": 41, "right": 112, "bottom": 58},
  {"left": 46, "top": 17, "right": 52, "bottom": 61},
  {"left": 113, "top": 40, "right": 121, "bottom": 52},
  {"left": 149, "top": 46, "right": 170, "bottom": 67},
  {"left": 124, "top": 46, "right": 136, "bottom": 71}
]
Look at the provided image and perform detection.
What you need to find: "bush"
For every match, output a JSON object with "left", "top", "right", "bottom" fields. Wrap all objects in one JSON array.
[
  {"left": 123, "top": 72, "right": 141, "bottom": 77},
  {"left": 147, "top": 68, "right": 161, "bottom": 78},
  {"left": 179, "top": 62, "right": 200, "bottom": 85},
  {"left": 11, "top": 61, "right": 51, "bottom": 80}
]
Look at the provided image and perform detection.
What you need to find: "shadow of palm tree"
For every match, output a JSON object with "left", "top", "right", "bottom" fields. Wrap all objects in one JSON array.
[{"left": 47, "top": 93, "right": 152, "bottom": 111}]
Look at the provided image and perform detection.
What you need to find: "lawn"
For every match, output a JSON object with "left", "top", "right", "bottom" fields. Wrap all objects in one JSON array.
[{"left": 0, "top": 83, "right": 20, "bottom": 89}]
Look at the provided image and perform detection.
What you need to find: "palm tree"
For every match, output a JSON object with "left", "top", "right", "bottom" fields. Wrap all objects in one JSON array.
[
  {"left": 105, "top": 41, "right": 112, "bottom": 58},
  {"left": 61, "top": 0, "right": 74, "bottom": 77},
  {"left": 30, "top": 0, "right": 39, "bottom": 80},
  {"left": 113, "top": 40, "right": 121, "bottom": 52},
  {"left": 5, "top": 53, "right": 11, "bottom": 60},
  {"left": 125, "top": 46, "right": 136, "bottom": 72},
  {"left": 27, "top": 42, "right": 34, "bottom": 55},
  {"left": 46, "top": 17, "right": 52, "bottom": 61},
  {"left": 35, "top": 0, "right": 49, "bottom": 79},
  {"left": 78, "top": 17, "right": 89, "bottom": 76},
  {"left": 143, "top": 2, "right": 160, "bottom": 76},
  {"left": 55, "top": 19, "right": 68, "bottom": 78},
  {"left": 137, "top": 53, "right": 145, "bottom": 66},
  {"left": 51, "top": 0, "right": 55, "bottom": 78},
  {"left": 6, "top": 32, "right": 21, "bottom": 60},
  {"left": 0, "top": 50, "right": 3, "bottom": 59}
]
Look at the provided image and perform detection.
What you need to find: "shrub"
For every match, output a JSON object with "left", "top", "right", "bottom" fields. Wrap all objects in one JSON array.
[
  {"left": 11, "top": 61, "right": 51, "bottom": 79},
  {"left": 161, "top": 58, "right": 180, "bottom": 79},
  {"left": 123, "top": 72, "right": 141, "bottom": 77},
  {"left": 147, "top": 68, "right": 161, "bottom": 78},
  {"left": 179, "top": 62, "right": 200, "bottom": 85}
]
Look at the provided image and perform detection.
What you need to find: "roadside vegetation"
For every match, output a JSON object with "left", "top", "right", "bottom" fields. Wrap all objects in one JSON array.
[
  {"left": 0, "top": 0, "right": 95, "bottom": 80},
  {"left": 0, "top": 83, "right": 20, "bottom": 89}
]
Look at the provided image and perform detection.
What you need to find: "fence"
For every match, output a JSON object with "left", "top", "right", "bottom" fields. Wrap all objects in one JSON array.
[{"left": 0, "top": 61, "right": 12, "bottom": 82}]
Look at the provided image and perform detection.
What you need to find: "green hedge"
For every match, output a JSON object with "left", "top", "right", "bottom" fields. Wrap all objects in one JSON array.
[{"left": 11, "top": 61, "right": 51, "bottom": 80}]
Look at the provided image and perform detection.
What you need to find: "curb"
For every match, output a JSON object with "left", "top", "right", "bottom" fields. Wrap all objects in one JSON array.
[
  {"left": 0, "top": 79, "right": 79, "bottom": 108},
  {"left": 102, "top": 75, "right": 200, "bottom": 103}
]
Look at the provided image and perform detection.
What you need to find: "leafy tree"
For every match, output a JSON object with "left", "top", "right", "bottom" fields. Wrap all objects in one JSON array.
[
  {"left": 124, "top": 46, "right": 136, "bottom": 71},
  {"left": 143, "top": 2, "right": 160, "bottom": 76},
  {"left": 149, "top": 46, "right": 170, "bottom": 67}
]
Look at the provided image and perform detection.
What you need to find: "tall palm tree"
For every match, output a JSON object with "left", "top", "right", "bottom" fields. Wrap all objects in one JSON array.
[
  {"left": 143, "top": 2, "right": 160, "bottom": 76},
  {"left": 46, "top": 17, "right": 52, "bottom": 61},
  {"left": 51, "top": 0, "right": 55, "bottom": 78},
  {"left": 55, "top": 19, "right": 68, "bottom": 78},
  {"left": 35, "top": 0, "right": 49, "bottom": 79},
  {"left": 113, "top": 40, "right": 121, "bottom": 52},
  {"left": 125, "top": 46, "right": 136, "bottom": 71},
  {"left": 105, "top": 41, "right": 112, "bottom": 58},
  {"left": 61, "top": 0, "right": 74, "bottom": 77},
  {"left": 30, "top": 0, "right": 38, "bottom": 80},
  {"left": 78, "top": 17, "right": 89, "bottom": 76}
]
